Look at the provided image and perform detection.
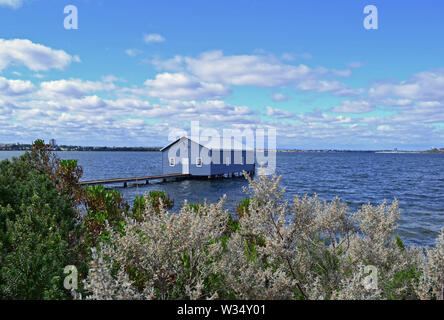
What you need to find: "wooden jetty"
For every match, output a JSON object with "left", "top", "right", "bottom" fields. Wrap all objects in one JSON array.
[
  {"left": 78, "top": 173, "right": 191, "bottom": 187},
  {"left": 78, "top": 170, "right": 254, "bottom": 188}
]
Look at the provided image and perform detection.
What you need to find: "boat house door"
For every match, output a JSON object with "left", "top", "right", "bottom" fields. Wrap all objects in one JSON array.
[{"left": 182, "top": 158, "right": 189, "bottom": 174}]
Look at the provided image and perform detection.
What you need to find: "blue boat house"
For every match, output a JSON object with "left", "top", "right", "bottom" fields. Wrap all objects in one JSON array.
[{"left": 160, "top": 136, "right": 255, "bottom": 178}]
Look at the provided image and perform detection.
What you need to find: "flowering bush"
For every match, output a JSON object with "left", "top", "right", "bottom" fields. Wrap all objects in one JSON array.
[
  {"left": 81, "top": 197, "right": 227, "bottom": 300},
  {"left": 81, "top": 173, "right": 443, "bottom": 300}
]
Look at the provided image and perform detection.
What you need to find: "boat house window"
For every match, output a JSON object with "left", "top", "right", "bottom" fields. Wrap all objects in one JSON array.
[
  {"left": 169, "top": 157, "right": 175, "bottom": 166},
  {"left": 196, "top": 157, "right": 202, "bottom": 167}
]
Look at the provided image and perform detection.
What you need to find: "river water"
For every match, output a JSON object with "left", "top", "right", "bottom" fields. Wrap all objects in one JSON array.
[{"left": 1, "top": 150, "right": 443, "bottom": 246}]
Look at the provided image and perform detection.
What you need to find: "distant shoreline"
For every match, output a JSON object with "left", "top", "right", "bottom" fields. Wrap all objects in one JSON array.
[{"left": 1, "top": 146, "right": 443, "bottom": 154}]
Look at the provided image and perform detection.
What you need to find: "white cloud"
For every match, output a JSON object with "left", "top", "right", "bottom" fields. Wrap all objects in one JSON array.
[
  {"left": 281, "top": 52, "right": 312, "bottom": 61},
  {"left": 125, "top": 49, "right": 141, "bottom": 57},
  {"left": 67, "top": 95, "right": 107, "bottom": 111},
  {"left": 39, "top": 79, "right": 116, "bottom": 98},
  {"left": 265, "top": 106, "right": 296, "bottom": 119},
  {"left": 0, "top": 0, "right": 23, "bottom": 9},
  {"left": 332, "top": 100, "right": 375, "bottom": 113},
  {"left": 280, "top": 53, "right": 296, "bottom": 61},
  {"left": 101, "top": 75, "right": 124, "bottom": 83},
  {"left": 1, "top": 50, "right": 443, "bottom": 148},
  {"left": 150, "top": 55, "right": 184, "bottom": 71},
  {"left": 417, "top": 101, "right": 442, "bottom": 108},
  {"left": 184, "top": 50, "right": 312, "bottom": 87},
  {"left": 144, "top": 72, "right": 230, "bottom": 100},
  {"left": 0, "top": 99, "right": 14, "bottom": 120},
  {"left": 377, "top": 125, "right": 393, "bottom": 132},
  {"left": 0, "top": 38, "right": 78, "bottom": 72},
  {"left": 143, "top": 33, "right": 165, "bottom": 43},
  {"left": 297, "top": 79, "right": 359, "bottom": 96},
  {"left": 369, "top": 69, "right": 444, "bottom": 101},
  {"left": 389, "top": 101, "right": 444, "bottom": 123},
  {"left": 2, "top": 82, "right": 443, "bottom": 148},
  {"left": 0, "top": 76, "right": 35, "bottom": 95},
  {"left": 297, "top": 110, "right": 351, "bottom": 124},
  {"left": 331, "top": 69, "right": 352, "bottom": 77},
  {"left": 379, "top": 98, "right": 412, "bottom": 107},
  {"left": 358, "top": 69, "right": 444, "bottom": 124},
  {"left": 270, "top": 93, "right": 290, "bottom": 102},
  {"left": 150, "top": 51, "right": 358, "bottom": 96},
  {"left": 163, "top": 99, "right": 254, "bottom": 118}
]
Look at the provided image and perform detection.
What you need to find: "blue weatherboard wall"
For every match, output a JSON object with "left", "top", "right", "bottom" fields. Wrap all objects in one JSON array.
[
  {"left": 161, "top": 137, "right": 255, "bottom": 176},
  {"left": 209, "top": 149, "right": 255, "bottom": 175},
  {"left": 162, "top": 137, "right": 211, "bottom": 176}
]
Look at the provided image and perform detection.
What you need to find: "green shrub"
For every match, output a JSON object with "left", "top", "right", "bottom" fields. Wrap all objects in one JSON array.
[
  {"left": 26, "top": 140, "right": 84, "bottom": 208},
  {"left": 131, "top": 196, "right": 146, "bottom": 221},
  {"left": 84, "top": 185, "right": 129, "bottom": 244},
  {"left": 236, "top": 198, "right": 250, "bottom": 218},
  {"left": 146, "top": 190, "right": 174, "bottom": 213},
  {"left": 0, "top": 154, "right": 79, "bottom": 299},
  {"left": 236, "top": 198, "right": 263, "bottom": 218},
  {"left": 183, "top": 203, "right": 201, "bottom": 213}
]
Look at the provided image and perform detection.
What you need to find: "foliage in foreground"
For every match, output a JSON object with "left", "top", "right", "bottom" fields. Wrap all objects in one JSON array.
[
  {"left": 0, "top": 144, "right": 81, "bottom": 299},
  {"left": 80, "top": 174, "right": 444, "bottom": 300},
  {"left": 0, "top": 141, "right": 180, "bottom": 299}
]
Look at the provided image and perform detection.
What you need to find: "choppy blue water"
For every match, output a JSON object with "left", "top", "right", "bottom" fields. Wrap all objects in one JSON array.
[{"left": 1, "top": 151, "right": 443, "bottom": 247}]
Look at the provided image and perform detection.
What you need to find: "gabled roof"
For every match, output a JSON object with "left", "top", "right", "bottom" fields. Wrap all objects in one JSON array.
[
  {"left": 160, "top": 136, "right": 253, "bottom": 151},
  {"left": 160, "top": 136, "right": 188, "bottom": 151}
]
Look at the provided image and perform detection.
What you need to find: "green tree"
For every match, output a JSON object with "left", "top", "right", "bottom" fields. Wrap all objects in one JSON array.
[{"left": 0, "top": 153, "right": 78, "bottom": 299}]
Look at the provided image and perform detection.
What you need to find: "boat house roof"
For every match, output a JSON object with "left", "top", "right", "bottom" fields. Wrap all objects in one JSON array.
[{"left": 160, "top": 136, "right": 253, "bottom": 152}]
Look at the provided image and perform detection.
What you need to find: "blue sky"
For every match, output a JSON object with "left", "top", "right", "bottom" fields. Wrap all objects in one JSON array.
[{"left": 0, "top": 0, "right": 444, "bottom": 149}]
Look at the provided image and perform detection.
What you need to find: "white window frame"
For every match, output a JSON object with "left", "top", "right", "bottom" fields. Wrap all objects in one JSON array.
[
  {"left": 169, "top": 157, "right": 175, "bottom": 166},
  {"left": 196, "top": 157, "right": 202, "bottom": 167}
]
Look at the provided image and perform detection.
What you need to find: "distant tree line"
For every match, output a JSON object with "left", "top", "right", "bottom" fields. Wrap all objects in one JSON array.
[
  {"left": 426, "top": 148, "right": 444, "bottom": 153},
  {"left": 0, "top": 144, "right": 161, "bottom": 152}
]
